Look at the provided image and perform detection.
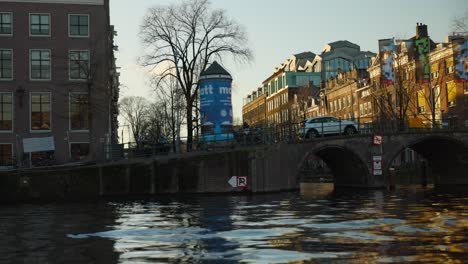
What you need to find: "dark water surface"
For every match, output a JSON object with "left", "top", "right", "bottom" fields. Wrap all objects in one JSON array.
[{"left": 0, "top": 184, "right": 467, "bottom": 263}]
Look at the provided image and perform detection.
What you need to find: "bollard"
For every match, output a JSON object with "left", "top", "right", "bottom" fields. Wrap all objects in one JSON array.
[
  {"left": 421, "top": 161, "right": 428, "bottom": 188},
  {"left": 388, "top": 167, "right": 396, "bottom": 191}
]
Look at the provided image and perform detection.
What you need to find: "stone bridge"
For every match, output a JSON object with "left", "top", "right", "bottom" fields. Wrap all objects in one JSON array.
[
  {"left": 2, "top": 131, "right": 467, "bottom": 202},
  {"left": 245, "top": 131, "right": 468, "bottom": 191}
]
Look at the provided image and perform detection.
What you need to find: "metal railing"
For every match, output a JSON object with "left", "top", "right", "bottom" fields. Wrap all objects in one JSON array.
[{"left": 102, "top": 118, "right": 468, "bottom": 162}]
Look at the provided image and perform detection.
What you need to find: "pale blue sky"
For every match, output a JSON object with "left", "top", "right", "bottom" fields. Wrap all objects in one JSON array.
[{"left": 110, "top": 0, "right": 467, "bottom": 119}]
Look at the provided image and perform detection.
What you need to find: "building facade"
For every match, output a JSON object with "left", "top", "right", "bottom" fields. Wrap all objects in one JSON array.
[
  {"left": 0, "top": 0, "right": 119, "bottom": 167},
  {"left": 242, "top": 42, "right": 375, "bottom": 128},
  {"left": 243, "top": 52, "right": 321, "bottom": 127},
  {"left": 368, "top": 24, "right": 468, "bottom": 129}
]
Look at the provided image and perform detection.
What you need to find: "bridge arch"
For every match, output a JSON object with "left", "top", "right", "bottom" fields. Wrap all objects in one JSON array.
[
  {"left": 305, "top": 144, "right": 370, "bottom": 187},
  {"left": 385, "top": 134, "right": 468, "bottom": 186}
]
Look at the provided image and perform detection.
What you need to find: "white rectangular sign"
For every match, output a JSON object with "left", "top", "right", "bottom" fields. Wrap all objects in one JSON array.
[
  {"left": 23, "top": 137, "right": 55, "bottom": 153},
  {"left": 228, "top": 176, "right": 248, "bottom": 188},
  {"left": 373, "top": 155, "right": 382, "bottom": 176}
]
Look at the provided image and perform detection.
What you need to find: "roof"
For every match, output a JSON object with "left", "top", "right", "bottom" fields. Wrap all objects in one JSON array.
[
  {"left": 326, "top": 40, "right": 360, "bottom": 51},
  {"left": 200, "top": 61, "right": 231, "bottom": 77},
  {"left": 294, "top": 51, "right": 316, "bottom": 59}
]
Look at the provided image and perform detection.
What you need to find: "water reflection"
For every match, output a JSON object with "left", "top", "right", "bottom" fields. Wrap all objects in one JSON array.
[{"left": 0, "top": 184, "right": 467, "bottom": 263}]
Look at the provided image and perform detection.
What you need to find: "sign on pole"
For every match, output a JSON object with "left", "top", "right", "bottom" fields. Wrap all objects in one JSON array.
[
  {"left": 373, "top": 134, "right": 383, "bottom": 145},
  {"left": 373, "top": 156, "right": 383, "bottom": 176},
  {"left": 228, "top": 176, "right": 248, "bottom": 188}
]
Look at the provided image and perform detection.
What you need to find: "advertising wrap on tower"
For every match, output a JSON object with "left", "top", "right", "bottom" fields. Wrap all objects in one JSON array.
[
  {"left": 378, "top": 38, "right": 395, "bottom": 85},
  {"left": 454, "top": 37, "right": 468, "bottom": 82},
  {"left": 199, "top": 62, "right": 233, "bottom": 142}
]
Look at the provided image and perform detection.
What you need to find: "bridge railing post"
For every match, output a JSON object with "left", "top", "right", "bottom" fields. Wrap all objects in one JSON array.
[
  {"left": 321, "top": 121, "right": 324, "bottom": 137},
  {"left": 339, "top": 118, "right": 342, "bottom": 136}
]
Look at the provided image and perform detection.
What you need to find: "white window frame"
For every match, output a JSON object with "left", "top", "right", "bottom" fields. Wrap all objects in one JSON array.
[
  {"left": 68, "top": 49, "right": 90, "bottom": 81},
  {"left": 30, "top": 92, "right": 52, "bottom": 133},
  {"left": 29, "top": 13, "right": 51, "bottom": 37},
  {"left": 0, "top": 48, "right": 13, "bottom": 81},
  {"left": 29, "top": 49, "right": 51, "bottom": 81},
  {"left": 0, "top": 92, "right": 13, "bottom": 133},
  {"left": 68, "top": 14, "right": 89, "bottom": 38},
  {"left": 446, "top": 66, "right": 454, "bottom": 74},
  {"left": 0, "top": 12, "right": 13, "bottom": 37},
  {"left": 69, "top": 92, "right": 89, "bottom": 132},
  {"left": 0, "top": 143, "right": 13, "bottom": 168}
]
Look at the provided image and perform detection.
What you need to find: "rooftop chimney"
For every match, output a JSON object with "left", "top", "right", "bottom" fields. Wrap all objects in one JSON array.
[{"left": 416, "top": 23, "right": 428, "bottom": 38}]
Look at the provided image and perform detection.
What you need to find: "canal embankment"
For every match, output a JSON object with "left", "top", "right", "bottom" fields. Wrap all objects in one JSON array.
[{"left": 0, "top": 146, "right": 300, "bottom": 202}]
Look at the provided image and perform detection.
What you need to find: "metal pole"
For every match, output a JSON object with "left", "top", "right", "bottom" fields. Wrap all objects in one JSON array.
[{"left": 428, "top": 35, "right": 436, "bottom": 128}]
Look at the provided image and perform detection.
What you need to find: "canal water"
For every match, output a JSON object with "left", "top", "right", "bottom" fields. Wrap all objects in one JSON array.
[{"left": 0, "top": 184, "right": 466, "bottom": 263}]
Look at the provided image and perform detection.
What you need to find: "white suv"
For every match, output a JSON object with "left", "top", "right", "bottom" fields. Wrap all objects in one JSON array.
[{"left": 300, "top": 116, "right": 358, "bottom": 139}]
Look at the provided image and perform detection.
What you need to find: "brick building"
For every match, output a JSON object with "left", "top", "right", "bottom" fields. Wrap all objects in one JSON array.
[
  {"left": 368, "top": 24, "right": 468, "bottom": 129},
  {"left": 0, "top": 0, "right": 119, "bottom": 167},
  {"left": 242, "top": 42, "right": 375, "bottom": 129},
  {"left": 323, "top": 68, "right": 374, "bottom": 125}
]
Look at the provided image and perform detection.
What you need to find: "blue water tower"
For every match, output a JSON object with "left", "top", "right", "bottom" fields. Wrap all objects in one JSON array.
[{"left": 199, "top": 61, "right": 233, "bottom": 141}]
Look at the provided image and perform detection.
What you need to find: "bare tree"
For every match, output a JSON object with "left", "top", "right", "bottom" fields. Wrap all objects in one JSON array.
[
  {"left": 141, "top": 102, "right": 168, "bottom": 144},
  {"left": 119, "top": 96, "right": 149, "bottom": 147},
  {"left": 153, "top": 76, "right": 186, "bottom": 152},
  {"left": 139, "top": 0, "right": 252, "bottom": 151},
  {"left": 51, "top": 33, "right": 117, "bottom": 160},
  {"left": 372, "top": 41, "right": 419, "bottom": 130},
  {"left": 452, "top": 9, "right": 468, "bottom": 33}
]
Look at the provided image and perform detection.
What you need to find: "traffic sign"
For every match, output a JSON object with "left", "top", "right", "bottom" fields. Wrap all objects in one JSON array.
[
  {"left": 228, "top": 176, "right": 248, "bottom": 188},
  {"left": 373, "top": 134, "right": 383, "bottom": 145},
  {"left": 373, "top": 156, "right": 383, "bottom": 175},
  {"left": 373, "top": 156, "right": 382, "bottom": 170}
]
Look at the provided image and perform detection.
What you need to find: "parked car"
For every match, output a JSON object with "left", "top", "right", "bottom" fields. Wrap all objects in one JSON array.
[{"left": 299, "top": 116, "right": 358, "bottom": 139}]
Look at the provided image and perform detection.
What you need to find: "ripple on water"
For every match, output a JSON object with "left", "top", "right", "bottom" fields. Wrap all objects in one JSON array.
[
  {"left": 392, "top": 225, "right": 448, "bottom": 233},
  {"left": 216, "top": 227, "right": 301, "bottom": 241},
  {"left": 237, "top": 249, "right": 351, "bottom": 264},
  {"left": 263, "top": 218, "right": 308, "bottom": 226},
  {"left": 377, "top": 256, "right": 418, "bottom": 263},
  {"left": 68, "top": 227, "right": 215, "bottom": 242},
  {"left": 323, "top": 231, "right": 395, "bottom": 242},
  {"left": 303, "top": 218, "right": 405, "bottom": 230}
]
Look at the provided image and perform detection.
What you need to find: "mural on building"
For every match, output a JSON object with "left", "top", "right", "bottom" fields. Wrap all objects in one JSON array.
[
  {"left": 415, "top": 37, "right": 431, "bottom": 83},
  {"left": 378, "top": 38, "right": 395, "bottom": 84},
  {"left": 454, "top": 37, "right": 468, "bottom": 82}
]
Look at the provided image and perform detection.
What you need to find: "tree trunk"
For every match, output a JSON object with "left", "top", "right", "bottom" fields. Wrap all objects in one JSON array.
[{"left": 186, "top": 103, "right": 193, "bottom": 152}]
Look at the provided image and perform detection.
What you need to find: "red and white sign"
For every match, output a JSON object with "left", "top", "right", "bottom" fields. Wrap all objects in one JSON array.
[
  {"left": 373, "top": 156, "right": 383, "bottom": 175},
  {"left": 373, "top": 134, "right": 383, "bottom": 145},
  {"left": 228, "top": 176, "right": 248, "bottom": 188}
]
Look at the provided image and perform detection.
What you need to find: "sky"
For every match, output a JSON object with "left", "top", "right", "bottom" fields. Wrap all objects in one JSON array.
[{"left": 110, "top": 0, "right": 467, "bottom": 122}]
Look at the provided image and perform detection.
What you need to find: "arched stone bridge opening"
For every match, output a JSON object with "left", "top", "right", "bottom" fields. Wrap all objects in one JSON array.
[
  {"left": 310, "top": 146, "right": 369, "bottom": 187},
  {"left": 247, "top": 132, "right": 468, "bottom": 191},
  {"left": 384, "top": 135, "right": 468, "bottom": 187}
]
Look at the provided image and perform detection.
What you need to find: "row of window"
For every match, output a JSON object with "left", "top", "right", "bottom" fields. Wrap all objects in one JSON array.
[
  {"left": 267, "top": 93, "right": 289, "bottom": 112},
  {"left": 0, "top": 92, "right": 89, "bottom": 132},
  {"left": 0, "top": 12, "right": 89, "bottom": 37},
  {"left": 0, "top": 49, "right": 89, "bottom": 80},
  {"left": 0, "top": 143, "right": 90, "bottom": 167},
  {"left": 329, "top": 95, "right": 354, "bottom": 113}
]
